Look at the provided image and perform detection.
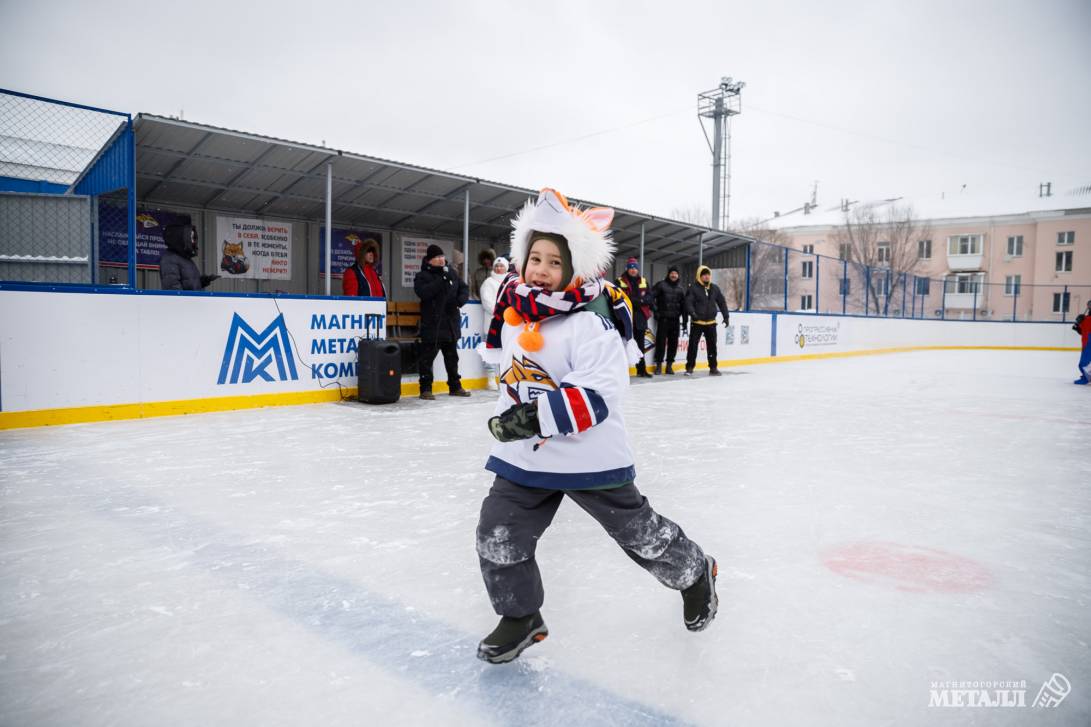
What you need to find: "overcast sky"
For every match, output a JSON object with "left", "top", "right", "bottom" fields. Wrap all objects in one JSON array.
[{"left": 2, "top": 0, "right": 1089, "bottom": 226}]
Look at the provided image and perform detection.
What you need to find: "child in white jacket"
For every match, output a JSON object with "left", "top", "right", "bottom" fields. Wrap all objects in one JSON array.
[
  {"left": 478, "top": 256, "right": 510, "bottom": 390},
  {"left": 474, "top": 188, "right": 719, "bottom": 664}
]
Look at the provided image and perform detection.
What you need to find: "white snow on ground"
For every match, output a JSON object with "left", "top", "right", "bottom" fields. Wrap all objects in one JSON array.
[{"left": 0, "top": 350, "right": 1088, "bottom": 726}]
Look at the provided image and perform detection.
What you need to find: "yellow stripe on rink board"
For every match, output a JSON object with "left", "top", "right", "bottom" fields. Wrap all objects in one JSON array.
[{"left": 0, "top": 378, "right": 491, "bottom": 430}]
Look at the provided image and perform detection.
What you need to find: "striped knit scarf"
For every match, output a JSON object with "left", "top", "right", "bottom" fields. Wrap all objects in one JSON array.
[{"left": 481, "top": 275, "right": 635, "bottom": 359}]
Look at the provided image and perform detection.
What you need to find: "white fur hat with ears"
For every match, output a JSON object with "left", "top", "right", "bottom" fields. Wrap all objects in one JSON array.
[{"left": 509, "top": 188, "right": 615, "bottom": 284}]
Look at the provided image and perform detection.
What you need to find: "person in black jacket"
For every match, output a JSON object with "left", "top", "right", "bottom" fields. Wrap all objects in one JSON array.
[
  {"left": 615, "top": 257, "right": 654, "bottom": 377},
  {"left": 650, "top": 266, "right": 686, "bottom": 374},
  {"left": 159, "top": 222, "right": 218, "bottom": 291},
  {"left": 683, "top": 265, "right": 730, "bottom": 377},
  {"left": 414, "top": 244, "right": 471, "bottom": 400}
]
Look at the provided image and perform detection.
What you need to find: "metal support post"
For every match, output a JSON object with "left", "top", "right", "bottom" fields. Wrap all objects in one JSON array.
[
  {"left": 744, "top": 243, "right": 752, "bottom": 311},
  {"left": 815, "top": 255, "right": 820, "bottom": 313},
  {"left": 783, "top": 248, "right": 788, "bottom": 311},
  {"left": 463, "top": 189, "right": 470, "bottom": 283},
  {"left": 639, "top": 223, "right": 645, "bottom": 273},
  {"left": 324, "top": 162, "right": 332, "bottom": 296}
]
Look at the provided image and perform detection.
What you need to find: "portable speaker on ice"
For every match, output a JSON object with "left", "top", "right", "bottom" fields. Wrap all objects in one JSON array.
[{"left": 357, "top": 339, "right": 401, "bottom": 404}]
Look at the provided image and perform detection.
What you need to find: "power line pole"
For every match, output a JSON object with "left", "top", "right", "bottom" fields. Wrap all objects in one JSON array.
[{"left": 698, "top": 77, "right": 745, "bottom": 230}]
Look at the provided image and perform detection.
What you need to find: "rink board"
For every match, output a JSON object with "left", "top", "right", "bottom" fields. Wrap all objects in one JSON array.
[
  {"left": 0, "top": 289, "right": 487, "bottom": 426},
  {"left": 0, "top": 289, "right": 1078, "bottom": 428}
]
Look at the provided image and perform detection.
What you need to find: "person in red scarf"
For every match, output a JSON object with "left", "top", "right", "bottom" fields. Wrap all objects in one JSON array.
[
  {"left": 616, "top": 257, "right": 654, "bottom": 377},
  {"left": 341, "top": 238, "right": 386, "bottom": 298}
]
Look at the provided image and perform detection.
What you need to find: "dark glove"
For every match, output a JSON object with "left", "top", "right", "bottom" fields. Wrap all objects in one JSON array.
[
  {"left": 723, "top": 316, "right": 730, "bottom": 327},
  {"left": 488, "top": 402, "right": 541, "bottom": 442},
  {"left": 200, "top": 274, "right": 220, "bottom": 288}
]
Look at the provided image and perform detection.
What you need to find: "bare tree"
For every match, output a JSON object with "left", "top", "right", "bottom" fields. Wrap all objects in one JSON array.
[
  {"left": 723, "top": 218, "right": 794, "bottom": 310},
  {"left": 831, "top": 203, "right": 931, "bottom": 315}
]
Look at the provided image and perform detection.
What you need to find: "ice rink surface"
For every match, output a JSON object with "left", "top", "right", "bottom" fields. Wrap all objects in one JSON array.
[{"left": 1, "top": 349, "right": 1088, "bottom": 726}]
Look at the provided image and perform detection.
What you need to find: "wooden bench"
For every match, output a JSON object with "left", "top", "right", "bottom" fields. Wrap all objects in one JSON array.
[{"left": 386, "top": 300, "right": 421, "bottom": 340}]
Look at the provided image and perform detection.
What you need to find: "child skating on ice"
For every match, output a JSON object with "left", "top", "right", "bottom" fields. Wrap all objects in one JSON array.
[{"left": 474, "top": 188, "right": 718, "bottom": 664}]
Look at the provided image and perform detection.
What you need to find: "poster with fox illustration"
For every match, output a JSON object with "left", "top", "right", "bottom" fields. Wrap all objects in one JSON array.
[{"left": 214, "top": 216, "right": 292, "bottom": 280}]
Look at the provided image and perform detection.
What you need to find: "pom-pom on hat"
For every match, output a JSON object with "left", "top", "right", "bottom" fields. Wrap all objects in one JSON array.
[{"left": 509, "top": 188, "right": 615, "bottom": 285}]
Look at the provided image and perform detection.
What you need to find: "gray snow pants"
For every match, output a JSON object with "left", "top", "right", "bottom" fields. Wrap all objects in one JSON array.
[{"left": 476, "top": 476, "right": 707, "bottom": 618}]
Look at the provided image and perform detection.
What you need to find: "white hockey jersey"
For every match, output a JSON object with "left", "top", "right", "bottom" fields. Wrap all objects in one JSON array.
[{"left": 485, "top": 308, "right": 636, "bottom": 489}]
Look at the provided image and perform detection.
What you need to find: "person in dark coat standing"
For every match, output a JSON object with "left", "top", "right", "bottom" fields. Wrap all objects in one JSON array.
[
  {"left": 159, "top": 222, "right": 218, "bottom": 291},
  {"left": 616, "top": 257, "right": 654, "bottom": 377},
  {"left": 341, "top": 237, "right": 386, "bottom": 298},
  {"left": 650, "top": 266, "right": 686, "bottom": 375},
  {"left": 470, "top": 247, "right": 496, "bottom": 301},
  {"left": 683, "top": 265, "right": 730, "bottom": 377},
  {"left": 414, "top": 244, "right": 471, "bottom": 400}
]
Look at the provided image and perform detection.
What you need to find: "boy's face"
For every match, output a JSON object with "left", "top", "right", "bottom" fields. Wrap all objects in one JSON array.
[
  {"left": 525, "top": 238, "right": 565, "bottom": 291},
  {"left": 701, "top": 272, "right": 711, "bottom": 284}
]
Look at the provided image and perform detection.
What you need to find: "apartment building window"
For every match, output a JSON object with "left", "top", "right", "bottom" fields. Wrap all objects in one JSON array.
[
  {"left": 914, "top": 277, "right": 930, "bottom": 295},
  {"left": 877, "top": 275, "right": 891, "bottom": 296},
  {"left": 801, "top": 260, "right": 814, "bottom": 279},
  {"left": 839, "top": 278, "right": 851, "bottom": 295},
  {"left": 1006, "top": 235, "right": 1023, "bottom": 257},
  {"left": 1056, "top": 250, "right": 1073, "bottom": 272},
  {"left": 918, "top": 239, "right": 932, "bottom": 259},
  {"left": 877, "top": 242, "right": 891, "bottom": 264},
  {"left": 839, "top": 244, "right": 851, "bottom": 261},
  {"left": 801, "top": 294, "right": 813, "bottom": 310},
  {"left": 1004, "top": 275, "right": 1021, "bottom": 296},
  {"left": 1057, "top": 231, "right": 1075, "bottom": 245},
  {"left": 947, "top": 273, "right": 983, "bottom": 294},
  {"left": 802, "top": 244, "right": 814, "bottom": 254},
  {"left": 1053, "top": 292, "right": 1070, "bottom": 314},
  {"left": 947, "top": 234, "right": 982, "bottom": 255}
]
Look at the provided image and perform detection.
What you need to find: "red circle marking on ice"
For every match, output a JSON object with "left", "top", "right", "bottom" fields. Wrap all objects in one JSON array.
[{"left": 821, "top": 541, "right": 992, "bottom": 593}]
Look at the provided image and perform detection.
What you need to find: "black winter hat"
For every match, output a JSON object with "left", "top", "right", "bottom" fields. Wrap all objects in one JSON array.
[
  {"left": 425, "top": 244, "right": 445, "bottom": 262},
  {"left": 668, "top": 265, "right": 680, "bottom": 274}
]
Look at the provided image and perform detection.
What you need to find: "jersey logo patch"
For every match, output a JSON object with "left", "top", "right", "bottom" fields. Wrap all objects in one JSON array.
[{"left": 500, "top": 355, "right": 557, "bottom": 403}]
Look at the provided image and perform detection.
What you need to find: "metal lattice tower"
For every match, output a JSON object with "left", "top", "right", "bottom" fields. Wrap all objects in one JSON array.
[{"left": 698, "top": 77, "right": 745, "bottom": 230}]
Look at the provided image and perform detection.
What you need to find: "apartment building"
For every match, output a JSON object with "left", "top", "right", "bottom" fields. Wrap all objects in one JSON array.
[{"left": 773, "top": 204, "right": 1091, "bottom": 320}]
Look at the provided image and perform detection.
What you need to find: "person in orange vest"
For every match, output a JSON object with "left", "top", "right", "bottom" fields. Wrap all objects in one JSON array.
[
  {"left": 616, "top": 257, "right": 654, "bottom": 377},
  {"left": 341, "top": 238, "right": 386, "bottom": 298}
]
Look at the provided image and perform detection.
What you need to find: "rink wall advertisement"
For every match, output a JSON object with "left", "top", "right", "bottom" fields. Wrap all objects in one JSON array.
[
  {"left": 0, "top": 289, "right": 1076, "bottom": 429},
  {"left": 0, "top": 288, "right": 488, "bottom": 425}
]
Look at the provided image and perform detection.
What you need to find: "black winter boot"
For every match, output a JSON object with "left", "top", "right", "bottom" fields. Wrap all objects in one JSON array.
[
  {"left": 419, "top": 388, "right": 435, "bottom": 400},
  {"left": 652, "top": 363, "right": 662, "bottom": 375},
  {"left": 681, "top": 556, "right": 718, "bottom": 632},
  {"left": 636, "top": 360, "right": 652, "bottom": 378},
  {"left": 665, "top": 363, "right": 675, "bottom": 375},
  {"left": 477, "top": 612, "right": 548, "bottom": 664}
]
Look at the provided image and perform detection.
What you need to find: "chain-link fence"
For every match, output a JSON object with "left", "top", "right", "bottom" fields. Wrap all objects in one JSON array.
[
  {"left": 740, "top": 240, "right": 1089, "bottom": 323},
  {"left": 0, "top": 89, "right": 133, "bottom": 286}
]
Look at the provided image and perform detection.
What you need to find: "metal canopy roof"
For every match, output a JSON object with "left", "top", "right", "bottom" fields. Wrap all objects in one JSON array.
[{"left": 133, "top": 114, "right": 755, "bottom": 265}]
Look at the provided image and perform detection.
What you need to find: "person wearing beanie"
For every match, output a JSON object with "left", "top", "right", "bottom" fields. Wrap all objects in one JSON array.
[
  {"left": 341, "top": 238, "right": 386, "bottom": 298},
  {"left": 683, "top": 265, "right": 730, "bottom": 376},
  {"left": 615, "top": 257, "right": 654, "bottom": 378},
  {"left": 474, "top": 188, "right": 718, "bottom": 665},
  {"left": 471, "top": 247, "right": 497, "bottom": 301},
  {"left": 478, "top": 256, "right": 511, "bottom": 390},
  {"left": 650, "top": 266, "right": 686, "bottom": 374},
  {"left": 414, "top": 244, "right": 471, "bottom": 399}
]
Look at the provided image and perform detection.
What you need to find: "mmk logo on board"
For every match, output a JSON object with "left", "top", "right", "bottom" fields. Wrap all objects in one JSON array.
[{"left": 218, "top": 313, "right": 299, "bottom": 385}]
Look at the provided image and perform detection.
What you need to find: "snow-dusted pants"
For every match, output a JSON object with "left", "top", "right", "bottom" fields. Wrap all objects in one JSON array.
[{"left": 476, "top": 476, "right": 707, "bottom": 618}]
